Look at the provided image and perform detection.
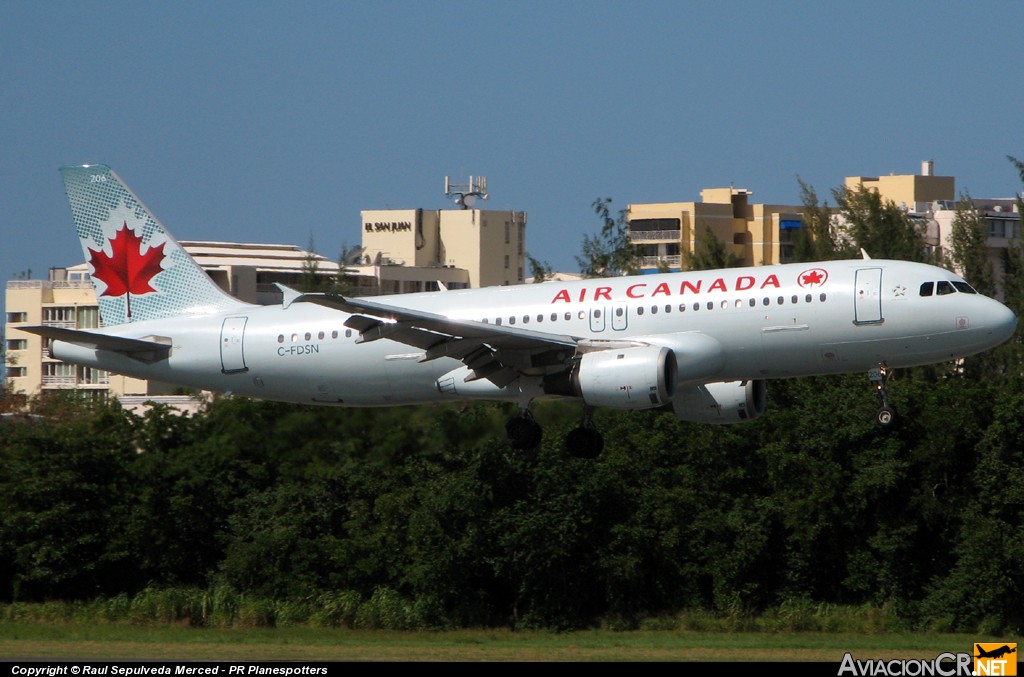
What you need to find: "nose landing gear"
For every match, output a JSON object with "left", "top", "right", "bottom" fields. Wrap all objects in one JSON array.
[{"left": 870, "top": 365, "right": 898, "bottom": 427}]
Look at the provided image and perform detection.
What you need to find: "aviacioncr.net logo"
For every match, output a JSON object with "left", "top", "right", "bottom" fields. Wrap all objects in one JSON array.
[{"left": 838, "top": 652, "right": 973, "bottom": 676}]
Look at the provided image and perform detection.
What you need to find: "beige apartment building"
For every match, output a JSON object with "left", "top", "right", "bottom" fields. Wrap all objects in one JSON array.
[
  {"left": 846, "top": 160, "right": 1021, "bottom": 284},
  {"left": 844, "top": 160, "right": 955, "bottom": 213},
  {"left": 628, "top": 161, "right": 1020, "bottom": 278},
  {"left": 628, "top": 187, "right": 805, "bottom": 271}
]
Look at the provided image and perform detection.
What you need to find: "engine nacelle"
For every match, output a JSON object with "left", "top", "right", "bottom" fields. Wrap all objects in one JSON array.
[
  {"left": 671, "top": 380, "right": 767, "bottom": 424},
  {"left": 571, "top": 346, "right": 677, "bottom": 409}
]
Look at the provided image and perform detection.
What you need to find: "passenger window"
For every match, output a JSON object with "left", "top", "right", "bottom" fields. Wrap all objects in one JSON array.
[
  {"left": 777, "top": 296, "right": 784, "bottom": 305},
  {"left": 693, "top": 302, "right": 700, "bottom": 311},
  {"left": 523, "top": 315, "right": 529, "bottom": 324},
  {"left": 318, "top": 331, "right": 325, "bottom": 340},
  {"left": 277, "top": 335, "right": 284, "bottom": 343},
  {"left": 616, "top": 308, "right": 624, "bottom": 317},
  {"left": 805, "top": 294, "right": 812, "bottom": 303},
  {"left": 749, "top": 299, "right": 756, "bottom": 307},
  {"left": 578, "top": 310, "right": 586, "bottom": 320},
  {"left": 564, "top": 312, "right": 572, "bottom": 321},
  {"left": 650, "top": 306, "right": 657, "bottom": 315},
  {"left": 332, "top": 330, "right": 339, "bottom": 338},
  {"left": 763, "top": 298, "right": 770, "bottom": 306},
  {"left": 537, "top": 314, "right": 544, "bottom": 322},
  {"left": 665, "top": 304, "right": 672, "bottom": 313},
  {"left": 638, "top": 307, "right": 645, "bottom": 316},
  {"left": 791, "top": 295, "right": 798, "bottom": 304},
  {"left": 509, "top": 317, "right": 516, "bottom": 325},
  {"left": 920, "top": 282, "right": 934, "bottom": 297},
  {"left": 819, "top": 293, "right": 827, "bottom": 302},
  {"left": 345, "top": 329, "right": 352, "bottom": 338},
  {"left": 496, "top": 318, "right": 502, "bottom": 326},
  {"left": 679, "top": 303, "right": 687, "bottom": 312},
  {"left": 706, "top": 301, "right": 713, "bottom": 310},
  {"left": 551, "top": 313, "right": 557, "bottom": 321},
  {"left": 937, "top": 281, "right": 955, "bottom": 296},
  {"left": 593, "top": 310, "right": 600, "bottom": 319},
  {"left": 304, "top": 332, "right": 311, "bottom": 341}
]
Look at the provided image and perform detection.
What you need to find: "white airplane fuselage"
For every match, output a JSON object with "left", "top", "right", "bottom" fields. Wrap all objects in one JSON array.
[{"left": 53, "top": 258, "right": 1016, "bottom": 408}]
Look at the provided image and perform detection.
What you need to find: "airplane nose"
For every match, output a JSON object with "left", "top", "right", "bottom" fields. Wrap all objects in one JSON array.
[{"left": 989, "top": 301, "right": 1017, "bottom": 346}]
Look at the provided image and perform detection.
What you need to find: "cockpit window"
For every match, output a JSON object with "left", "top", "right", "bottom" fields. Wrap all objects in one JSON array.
[
  {"left": 936, "top": 281, "right": 955, "bottom": 296},
  {"left": 951, "top": 281, "right": 977, "bottom": 294},
  {"left": 920, "top": 282, "right": 934, "bottom": 297}
]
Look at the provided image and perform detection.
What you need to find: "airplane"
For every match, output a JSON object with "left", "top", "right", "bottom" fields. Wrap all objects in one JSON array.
[
  {"left": 975, "top": 644, "right": 1016, "bottom": 660},
  {"left": 20, "top": 164, "right": 1018, "bottom": 458}
]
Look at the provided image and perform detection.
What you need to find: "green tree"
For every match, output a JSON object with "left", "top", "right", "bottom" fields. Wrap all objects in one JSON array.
[
  {"left": 682, "top": 227, "right": 744, "bottom": 271},
  {"left": 577, "top": 198, "right": 639, "bottom": 277},
  {"left": 833, "top": 184, "right": 930, "bottom": 262},
  {"left": 947, "top": 191, "right": 995, "bottom": 296},
  {"left": 792, "top": 177, "right": 844, "bottom": 261},
  {"left": 527, "top": 254, "right": 554, "bottom": 283},
  {"left": 0, "top": 396, "right": 137, "bottom": 600}
]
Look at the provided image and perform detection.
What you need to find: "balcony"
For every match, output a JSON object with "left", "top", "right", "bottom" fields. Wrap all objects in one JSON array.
[
  {"left": 640, "top": 255, "right": 681, "bottom": 268},
  {"left": 629, "top": 230, "right": 681, "bottom": 242},
  {"left": 41, "top": 375, "right": 77, "bottom": 386}
]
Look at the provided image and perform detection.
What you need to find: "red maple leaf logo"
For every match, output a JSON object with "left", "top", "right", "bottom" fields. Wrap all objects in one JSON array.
[
  {"left": 798, "top": 268, "right": 828, "bottom": 288},
  {"left": 88, "top": 222, "right": 166, "bottom": 317}
]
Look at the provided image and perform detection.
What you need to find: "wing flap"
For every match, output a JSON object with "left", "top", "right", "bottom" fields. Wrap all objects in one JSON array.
[{"left": 294, "top": 292, "right": 580, "bottom": 386}]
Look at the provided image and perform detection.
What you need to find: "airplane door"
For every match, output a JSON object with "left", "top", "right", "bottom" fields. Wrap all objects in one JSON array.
[
  {"left": 590, "top": 306, "right": 607, "bottom": 333},
  {"left": 854, "top": 268, "right": 883, "bottom": 325},
  {"left": 220, "top": 316, "right": 249, "bottom": 373},
  {"left": 611, "top": 302, "right": 628, "bottom": 331}
]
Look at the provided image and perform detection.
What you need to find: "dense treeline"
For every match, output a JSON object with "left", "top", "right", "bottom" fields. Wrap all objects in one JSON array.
[
  {"left": 2, "top": 167, "right": 1023, "bottom": 632},
  {"left": 0, "top": 365, "right": 1021, "bottom": 632}
]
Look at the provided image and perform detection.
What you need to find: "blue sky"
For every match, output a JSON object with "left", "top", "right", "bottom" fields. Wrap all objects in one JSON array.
[{"left": 2, "top": 1, "right": 1022, "bottom": 295}]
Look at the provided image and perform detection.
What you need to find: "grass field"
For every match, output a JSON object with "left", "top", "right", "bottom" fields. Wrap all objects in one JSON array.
[{"left": 0, "top": 623, "right": 1011, "bottom": 662}]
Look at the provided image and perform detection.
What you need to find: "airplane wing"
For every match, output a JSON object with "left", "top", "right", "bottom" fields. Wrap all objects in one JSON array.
[
  {"left": 295, "top": 293, "right": 581, "bottom": 387},
  {"left": 18, "top": 326, "right": 172, "bottom": 363}
]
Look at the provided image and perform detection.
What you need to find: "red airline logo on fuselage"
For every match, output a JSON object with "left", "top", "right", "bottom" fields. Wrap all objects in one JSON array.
[{"left": 548, "top": 271, "right": 817, "bottom": 304}]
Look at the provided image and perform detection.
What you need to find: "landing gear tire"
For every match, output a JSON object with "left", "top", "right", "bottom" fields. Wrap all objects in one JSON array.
[
  {"left": 565, "top": 426, "right": 604, "bottom": 459},
  {"left": 506, "top": 414, "right": 542, "bottom": 450},
  {"left": 876, "top": 406, "right": 897, "bottom": 427}
]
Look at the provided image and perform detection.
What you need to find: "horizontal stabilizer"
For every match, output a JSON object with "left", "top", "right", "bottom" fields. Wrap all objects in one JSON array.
[{"left": 19, "top": 326, "right": 171, "bottom": 362}]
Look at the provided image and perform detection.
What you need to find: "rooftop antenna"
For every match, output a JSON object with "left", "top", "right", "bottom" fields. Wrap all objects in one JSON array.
[{"left": 444, "top": 175, "right": 489, "bottom": 209}]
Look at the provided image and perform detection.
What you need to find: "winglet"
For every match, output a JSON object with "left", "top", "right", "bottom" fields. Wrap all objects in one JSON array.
[{"left": 275, "top": 283, "right": 303, "bottom": 309}]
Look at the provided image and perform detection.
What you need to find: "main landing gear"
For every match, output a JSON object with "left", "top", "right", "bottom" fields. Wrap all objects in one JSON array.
[
  {"left": 869, "top": 365, "right": 898, "bottom": 427},
  {"left": 565, "top": 407, "right": 604, "bottom": 459},
  {"left": 506, "top": 410, "right": 543, "bottom": 450},
  {"left": 504, "top": 406, "right": 606, "bottom": 459}
]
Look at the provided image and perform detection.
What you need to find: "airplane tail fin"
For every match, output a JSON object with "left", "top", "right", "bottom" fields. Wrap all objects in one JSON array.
[{"left": 60, "top": 164, "right": 242, "bottom": 326}]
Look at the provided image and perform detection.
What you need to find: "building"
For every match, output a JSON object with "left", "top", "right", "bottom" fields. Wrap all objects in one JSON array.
[
  {"left": 627, "top": 161, "right": 1021, "bottom": 280},
  {"left": 5, "top": 241, "right": 340, "bottom": 403},
  {"left": 350, "top": 207, "right": 527, "bottom": 293},
  {"left": 845, "top": 160, "right": 1021, "bottom": 287},
  {"left": 844, "top": 160, "right": 955, "bottom": 213},
  {"left": 627, "top": 188, "right": 805, "bottom": 272}
]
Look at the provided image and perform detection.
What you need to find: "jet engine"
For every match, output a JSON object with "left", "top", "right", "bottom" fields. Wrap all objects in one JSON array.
[
  {"left": 569, "top": 345, "right": 678, "bottom": 409},
  {"left": 671, "top": 380, "right": 767, "bottom": 423}
]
